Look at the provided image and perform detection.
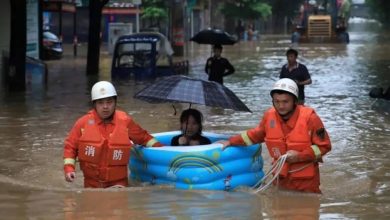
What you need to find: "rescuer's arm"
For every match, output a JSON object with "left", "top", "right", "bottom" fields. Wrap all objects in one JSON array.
[
  {"left": 221, "top": 117, "right": 266, "bottom": 150},
  {"left": 63, "top": 119, "right": 84, "bottom": 182},
  {"left": 222, "top": 59, "right": 235, "bottom": 76},
  {"left": 127, "top": 117, "right": 163, "bottom": 147},
  {"left": 289, "top": 112, "right": 331, "bottom": 163}
]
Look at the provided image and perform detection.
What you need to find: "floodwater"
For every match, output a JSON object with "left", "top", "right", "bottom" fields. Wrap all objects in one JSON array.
[{"left": 0, "top": 21, "right": 390, "bottom": 219}]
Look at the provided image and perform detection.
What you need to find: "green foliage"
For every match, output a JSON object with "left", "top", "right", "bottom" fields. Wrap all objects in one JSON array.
[
  {"left": 366, "top": 0, "right": 390, "bottom": 27},
  {"left": 220, "top": 0, "right": 272, "bottom": 19},
  {"left": 141, "top": 7, "right": 168, "bottom": 20},
  {"left": 263, "top": 0, "right": 302, "bottom": 18},
  {"left": 138, "top": 0, "right": 168, "bottom": 27},
  {"left": 141, "top": 0, "right": 168, "bottom": 20}
]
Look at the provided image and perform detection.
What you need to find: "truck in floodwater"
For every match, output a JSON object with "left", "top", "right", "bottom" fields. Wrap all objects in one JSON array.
[
  {"left": 111, "top": 32, "right": 188, "bottom": 79},
  {"left": 291, "top": 0, "right": 351, "bottom": 44}
]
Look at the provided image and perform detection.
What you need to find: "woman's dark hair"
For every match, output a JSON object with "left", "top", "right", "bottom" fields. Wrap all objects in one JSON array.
[
  {"left": 180, "top": 108, "right": 204, "bottom": 134},
  {"left": 286, "top": 48, "right": 298, "bottom": 57},
  {"left": 213, "top": 44, "right": 223, "bottom": 50}
]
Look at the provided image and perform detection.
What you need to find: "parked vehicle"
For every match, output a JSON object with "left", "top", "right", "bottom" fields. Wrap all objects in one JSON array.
[
  {"left": 291, "top": 0, "right": 350, "bottom": 43},
  {"left": 111, "top": 32, "right": 188, "bottom": 79},
  {"left": 42, "top": 31, "right": 63, "bottom": 60}
]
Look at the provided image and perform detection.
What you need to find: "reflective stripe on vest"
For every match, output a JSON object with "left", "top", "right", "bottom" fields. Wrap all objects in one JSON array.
[
  {"left": 64, "top": 158, "right": 76, "bottom": 166},
  {"left": 146, "top": 138, "right": 158, "bottom": 147},
  {"left": 241, "top": 131, "right": 254, "bottom": 146},
  {"left": 311, "top": 144, "right": 321, "bottom": 160}
]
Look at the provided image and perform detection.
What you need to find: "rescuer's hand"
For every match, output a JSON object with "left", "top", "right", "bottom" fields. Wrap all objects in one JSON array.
[
  {"left": 217, "top": 140, "right": 231, "bottom": 151},
  {"left": 286, "top": 150, "right": 300, "bottom": 163},
  {"left": 65, "top": 171, "right": 76, "bottom": 182}
]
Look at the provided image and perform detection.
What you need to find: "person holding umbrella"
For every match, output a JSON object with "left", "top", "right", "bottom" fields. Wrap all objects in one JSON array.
[
  {"left": 219, "top": 78, "right": 331, "bottom": 193},
  {"left": 205, "top": 44, "right": 235, "bottom": 85}
]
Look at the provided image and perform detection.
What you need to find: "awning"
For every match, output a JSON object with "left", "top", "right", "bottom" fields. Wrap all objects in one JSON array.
[{"left": 43, "top": 0, "right": 76, "bottom": 13}]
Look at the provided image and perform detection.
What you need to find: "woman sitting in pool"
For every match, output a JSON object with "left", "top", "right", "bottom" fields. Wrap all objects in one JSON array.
[{"left": 171, "top": 108, "right": 211, "bottom": 146}]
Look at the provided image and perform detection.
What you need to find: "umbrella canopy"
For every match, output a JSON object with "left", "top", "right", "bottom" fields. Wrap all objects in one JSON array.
[
  {"left": 190, "top": 28, "right": 237, "bottom": 45},
  {"left": 134, "top": 75, "right": 251, "bottom": 112}
]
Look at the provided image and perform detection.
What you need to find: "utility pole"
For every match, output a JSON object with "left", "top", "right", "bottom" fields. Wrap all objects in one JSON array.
[
  {"left": 86, "top": 0, "right": 109, "bottom": 75},
  {"left": 8, "top": 0, "right": 26, "bottom": 91},
  {"left": 171, "top": 0, "right": 184, "bottom": 56},
  {"left": 134, "top": 0, "right": 141, "bottom": 33}
]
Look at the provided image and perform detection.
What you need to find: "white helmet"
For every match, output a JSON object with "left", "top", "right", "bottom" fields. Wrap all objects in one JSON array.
[
  {"left": 91, "top": 81, "right": 117, "bottom": 101},
  {"left": 270, "top": 78, "right": 298, "bottom": 99}
]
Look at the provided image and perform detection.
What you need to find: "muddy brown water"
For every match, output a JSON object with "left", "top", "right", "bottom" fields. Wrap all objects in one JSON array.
[{"left": 0, "top": 22, "right": 389, "bottom": 219}]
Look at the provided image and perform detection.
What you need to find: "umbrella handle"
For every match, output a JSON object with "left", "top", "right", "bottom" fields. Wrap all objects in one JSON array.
[
  {"left": 183, "top": 103, "right": 192, "bottom": 137},
  {"left": 172, "top": 104, "right": 177, "bottom": 115}
]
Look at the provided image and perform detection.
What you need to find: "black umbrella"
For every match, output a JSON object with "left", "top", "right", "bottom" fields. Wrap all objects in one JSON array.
[
  {"left": 134, "top": 75, "right": 251, "bottom": 112},
  {"left": 190, "top": 28, "right": 237, "bottom": 45}
]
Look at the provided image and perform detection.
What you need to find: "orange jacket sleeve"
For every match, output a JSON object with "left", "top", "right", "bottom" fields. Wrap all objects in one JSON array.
[
  {"left": 229, "top": 116, "right": 266, "bottom": 146},
  {"left": 127, "top": 116, "right": 162, "bottom": 147},
  {"left": 297, "top": 111, "right": 331, "bottom": 162},
  {"left": 63, "top": 116, "right": 86, "bottom": 173}
]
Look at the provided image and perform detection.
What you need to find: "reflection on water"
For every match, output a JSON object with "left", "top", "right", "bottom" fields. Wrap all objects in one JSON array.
[{"left": 0, "top": 21, "right": 390, "bottom": 219}]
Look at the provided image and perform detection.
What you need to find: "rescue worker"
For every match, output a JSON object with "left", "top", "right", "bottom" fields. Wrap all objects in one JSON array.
[
  {"left": 219, "top": 78, "right": 331, "bottom": 193},
  {"left": 279, "top": 48, "right": 312, "bottom": 104},
  {"left": 63, "top": 81, "right": 163, "bottom": 188},
  {"left": 205, "top": 44, "right": 235, "bottom": 85}
]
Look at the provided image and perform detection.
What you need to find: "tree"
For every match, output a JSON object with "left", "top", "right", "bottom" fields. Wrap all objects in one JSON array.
[
  {"left": 264, "top": 0, "right": 302, "bottom": 32},
  {"left": 366, "top": 0, "right": 390, "bottom": 28},
  {"left": 265, "top": 0, "right": 302, "bottom": 21},
  {"left": 86, "top": 0, "right": 109, "bottom": 75},
  {"left": 141, "top": 0, "right": 168, "bottom": 28},
  {"left": 8, "top": 0, "right": 26, "bottom": 91},
  {"left": 220, "top": 0, "right": 272, "bottom": 20}
]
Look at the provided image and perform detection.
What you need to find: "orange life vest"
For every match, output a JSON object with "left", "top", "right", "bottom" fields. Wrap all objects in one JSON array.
[
  {"left": 264, "top": 106, "right": 317, "bottom": 180},
  {"left": 78, "top": 111, "right": 131, "bottom": 183}
]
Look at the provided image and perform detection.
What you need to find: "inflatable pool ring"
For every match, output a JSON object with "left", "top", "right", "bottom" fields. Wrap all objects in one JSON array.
[{"left": 129, "top": 131, "right": 264, "bottom": 190}]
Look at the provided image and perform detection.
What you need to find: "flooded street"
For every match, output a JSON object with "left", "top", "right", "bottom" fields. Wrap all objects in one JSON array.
[{"left": 1, "top": 21, "right": 390, "bottom": 219}]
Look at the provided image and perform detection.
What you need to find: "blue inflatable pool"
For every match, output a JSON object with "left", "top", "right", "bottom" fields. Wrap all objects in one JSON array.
[{"left": 129, "top": 131, "right": 264, "bottom": 190}]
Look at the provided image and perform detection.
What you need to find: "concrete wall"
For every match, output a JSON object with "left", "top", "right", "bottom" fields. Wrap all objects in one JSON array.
[{"left": 0, "top": 1, "right": 11, "bottom": 86}]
